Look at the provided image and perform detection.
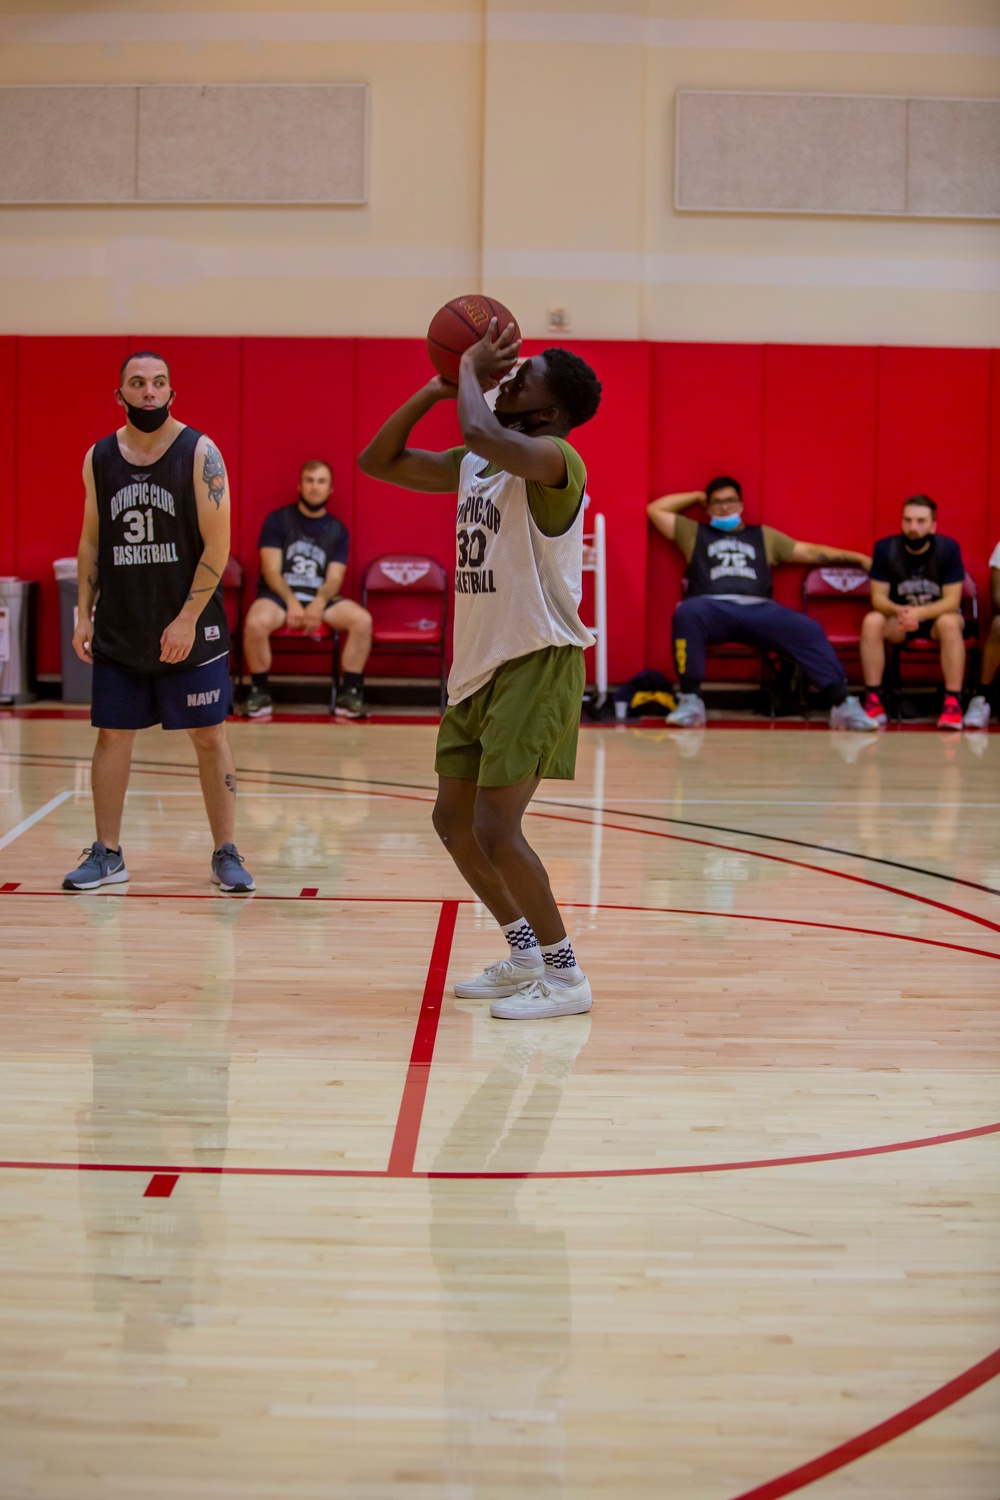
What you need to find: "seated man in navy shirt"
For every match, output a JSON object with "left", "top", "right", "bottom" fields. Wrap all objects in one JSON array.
[
  {"left": 860, "top": 495, "right": 966, "bottom": 730},
  {"left": 243, "top": 460, "right": 372, "bottom": 718},
  {"left": 647, "top": 475, "right": 877, "bottom": 729}
]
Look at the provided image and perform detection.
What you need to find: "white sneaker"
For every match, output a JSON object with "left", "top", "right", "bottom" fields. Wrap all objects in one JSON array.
[
  {"left": 490, "top": 975, "right": 593, "bottom": 1020},
  {"left": 830, "top": 697, "right": 880, "bottom": 731},
  {"left": 963, "top": 695, "right": 991, "bottom": 730},
  {"left": 665, "top": 693, "right": 706, "bottom": 728},
  {"left": 453, "top": 956, "right": 544, "bottom": 999}
]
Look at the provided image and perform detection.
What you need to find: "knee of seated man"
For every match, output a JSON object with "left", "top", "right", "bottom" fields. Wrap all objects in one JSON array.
[{"left": 936, "top": 612, "right": 963, "bottom": 636}]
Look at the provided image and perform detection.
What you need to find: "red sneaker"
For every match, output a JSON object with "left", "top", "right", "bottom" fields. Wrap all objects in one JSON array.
[
  {"left": 937, "top": 696, "right": 963, "bottom": 730},
  {"left": 863, "top": 692, "right": 888, "bottom": 727}
]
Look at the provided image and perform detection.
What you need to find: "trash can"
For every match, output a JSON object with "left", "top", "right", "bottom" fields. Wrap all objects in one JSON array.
[
  {"left": 54, "top": 558, "right": 92, "bottom": 705},
  {"left": 0, "top": 578, "right": 38, "bottom": 705}
]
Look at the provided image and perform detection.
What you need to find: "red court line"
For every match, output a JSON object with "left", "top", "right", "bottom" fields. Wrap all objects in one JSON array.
[
  {"left": 298, "top": 887, "right": 318, "bottom": 898},
  {"left": 422, "top": 1121, "right": 1000, "bottom": 1181},
  {"left": 728, "top": 1344, "right": 1000, "bottom": 1500},
  {"left": 143, "top": 1173, "right": 178, "bottom": 1198},
  {"left": 387, "top": 899, "right": 459, "bottom": 1177},
  {"left": 3, "top": 888, "right": 1000, "bottom": 967},
  {"left": 4, "top": 751, "right": 999, "bottom": 938},
  {"left": 528, "top": 809, "right": 1000, "bottom": 938},
  {"left": 3, "top": 1120, "right": 998, "bottom": 1185}
]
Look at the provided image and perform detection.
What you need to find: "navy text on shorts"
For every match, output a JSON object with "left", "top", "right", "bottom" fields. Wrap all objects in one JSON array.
[{"left": 91, "top": 653, "right": 233, "bottom": 731}]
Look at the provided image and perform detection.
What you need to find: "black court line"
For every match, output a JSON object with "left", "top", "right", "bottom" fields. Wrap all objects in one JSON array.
[{"left": 5, "top": 750, "right": 999, "bottom": 901}]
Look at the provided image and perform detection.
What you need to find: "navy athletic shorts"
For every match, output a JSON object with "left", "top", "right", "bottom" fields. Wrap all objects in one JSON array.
[{"left": 91, "top": 653, "right": 233, "bottom": 731}]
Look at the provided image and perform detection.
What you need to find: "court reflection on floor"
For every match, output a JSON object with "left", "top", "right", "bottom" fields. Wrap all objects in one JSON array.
[
  {"left": 75, "top": 897, "right": 240, "bottom": 1367},
  {"left": 429, "top": 1011, "right": 592, "bottom": 1497}
]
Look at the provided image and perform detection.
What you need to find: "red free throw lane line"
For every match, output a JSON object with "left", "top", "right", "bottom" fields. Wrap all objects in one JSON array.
[
  {"left": 386, "top": 898, "right": 458, "bottom": 1178},
  {"left": 728, "top": 1344, "right": 1000, "bottom": 1500},
  {"left": 2, "top": 1120, "right": 998, "bottom": 1183}
]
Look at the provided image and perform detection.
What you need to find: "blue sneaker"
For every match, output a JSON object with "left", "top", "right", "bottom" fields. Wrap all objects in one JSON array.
[
  {"left": 62, "top": 841, "right": 129, "bottom": 891},
  {"left": 211, "top": 843, "right": 255, "bottom": 893}
]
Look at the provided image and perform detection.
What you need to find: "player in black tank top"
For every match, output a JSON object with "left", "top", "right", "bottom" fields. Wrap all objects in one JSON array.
[
  {"left": 63, "top": 351, "right": 255, "bottom": 894},
  {"left": 91, "top": 425, "right": 230, "bottom": 674}
]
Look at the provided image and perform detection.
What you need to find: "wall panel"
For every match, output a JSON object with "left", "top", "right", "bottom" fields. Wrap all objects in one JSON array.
[
  {"left": 15, "top": 335, "right": 128, "bottom": 673},
  {"left": 353, "top": 339, "right": 464, "bottom": 668},
  {"left": 520, "top": 338, "right": 651, "bottom": 683},
  {"left": 0, "top": 339, "right": 16, "bottom": 575},
  {"left": 762, "top": 345, "right": 877, "bottom": 607},
  {"left": 128, "top": 335, "right": 243, "bottom": 540},
  {"left": 989, "top": 350, "right": 1000, "bottom": 595},
  {"left": 646, "top": 344, "right": 764, "bottom": 673},
  {"left": 875, "top": 347, "right": 992, "bottom": 596}
]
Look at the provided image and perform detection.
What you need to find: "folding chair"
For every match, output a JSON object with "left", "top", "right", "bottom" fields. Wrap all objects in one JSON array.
[
  {"left": 222, "top": 556, "right": 245, "bottom": 686},
  {"left": 361, "top": 555, "right": 449, "bottom": 712},
  {"left": 267, "top": 622, "right": 341, "bottom": 712},
  {"left": 802, "top": 566, "right": 871, "bottom": 674}
]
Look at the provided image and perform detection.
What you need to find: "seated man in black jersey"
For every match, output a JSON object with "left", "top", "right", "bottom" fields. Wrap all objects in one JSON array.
[
  {"left": 860, "top": 495, "right": 967, "bottom": 730},
  {"left": 242, "top": 460, "right": 372, "bottom": 719},
  {"left": 647, "top": 476, "right": 877, "bottom": 729}
]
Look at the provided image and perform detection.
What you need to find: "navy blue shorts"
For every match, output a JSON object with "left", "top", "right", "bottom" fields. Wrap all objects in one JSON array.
[{"left": 91, "top": 654, "right": 233, "bottom": 731}]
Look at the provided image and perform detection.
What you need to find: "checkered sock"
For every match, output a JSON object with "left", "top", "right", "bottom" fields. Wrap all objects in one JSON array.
[
  {"left": 540, "top": 937, "right": 584, "bottom": 988},
  {"left": 501, "top": 917, "right": 541, "bottom": 969}
]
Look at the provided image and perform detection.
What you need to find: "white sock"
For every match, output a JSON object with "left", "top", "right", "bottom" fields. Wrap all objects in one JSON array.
[
  {"left": 501, "top": 916, "right": 541, "bottom": 969},
  {"left": 539, "top": 937, "right": 584, "bottom": 988}
]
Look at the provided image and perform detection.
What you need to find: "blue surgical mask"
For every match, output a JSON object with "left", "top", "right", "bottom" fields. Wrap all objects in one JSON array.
[{"left": 709, "top": 513, "right": 742, "bottom": 532}]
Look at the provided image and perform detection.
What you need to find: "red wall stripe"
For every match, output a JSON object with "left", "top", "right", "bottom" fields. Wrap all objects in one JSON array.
[{"left": 7, "top": 338, "right": 998, "bottom": 679}]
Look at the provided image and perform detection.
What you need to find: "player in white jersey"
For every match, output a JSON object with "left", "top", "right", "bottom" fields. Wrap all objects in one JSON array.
[{"left": 359, "top": 321, "right": 602, "bottom": 1019}]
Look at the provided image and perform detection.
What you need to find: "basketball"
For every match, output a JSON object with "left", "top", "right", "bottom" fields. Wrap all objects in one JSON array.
[{"left": 426, "top": 294, "right": 520, "bottom": 383}]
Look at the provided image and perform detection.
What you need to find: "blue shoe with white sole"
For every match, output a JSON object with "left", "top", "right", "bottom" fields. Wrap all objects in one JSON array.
[
  {"left": 211, "top": 843, "right": 256, "bottom": 893},
  {"left": 62, "top": 841, "right": 129, "bottom": 891}
]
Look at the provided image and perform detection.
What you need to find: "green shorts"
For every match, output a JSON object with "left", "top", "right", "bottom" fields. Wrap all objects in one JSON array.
[{"left": 435, "top": 645, "right": 586, "bottom": 787}]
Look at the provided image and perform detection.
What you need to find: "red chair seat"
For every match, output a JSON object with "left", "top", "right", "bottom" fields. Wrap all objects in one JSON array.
[
  {"left": 272, "top": 623, "right": 333, "bottom": 642},
  {"left": 373, "top": 625, "right": 442, "bottom": 645}
]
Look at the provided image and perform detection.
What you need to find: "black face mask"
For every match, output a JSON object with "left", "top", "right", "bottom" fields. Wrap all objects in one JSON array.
[
  {"left": 298, "top": 496, "right": 328, "bottom": 513},
  {"left": 901, "top": 532, "right": 932, "bottom": 553},
  {"left": 121, "top": 393, "right": 174, "bottom": 432},
  {"left": 494, "top": 407, "right": 549, "bottom": 434}
]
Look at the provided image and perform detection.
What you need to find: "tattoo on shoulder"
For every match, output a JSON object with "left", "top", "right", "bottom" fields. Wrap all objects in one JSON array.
[{"left": 202, "top": 441, "right": 226, "bottom": 509}]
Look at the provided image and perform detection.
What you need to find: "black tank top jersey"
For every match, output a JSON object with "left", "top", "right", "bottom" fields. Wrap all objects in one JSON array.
[
  {"left": 684, "top": 523, "right": 772, "bottom": 600},
  {"left": 91, "top": 426, "right": 230, "bottom": 675}
]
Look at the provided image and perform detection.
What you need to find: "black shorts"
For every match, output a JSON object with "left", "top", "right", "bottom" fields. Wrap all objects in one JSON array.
[
  {"left": 901, "top": 620, "right": 937, "bottom": 644},
  {"left": 91, "top": 654, "right": 233, "bottom": 731},
  {"left": 256, "top": 589, "right": 343, "bottom": 613}
]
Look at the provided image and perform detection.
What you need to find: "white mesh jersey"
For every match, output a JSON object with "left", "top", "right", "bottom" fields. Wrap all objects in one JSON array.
[{"left": 447, "top": 447, "right": 595, "bottom": 706}]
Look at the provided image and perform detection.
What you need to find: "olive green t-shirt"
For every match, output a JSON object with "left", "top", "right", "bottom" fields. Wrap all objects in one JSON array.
[
  {"left": 672, "top": 514, "right": 796, "bottom": 566},
  {"left": 445, "top": 437, "right": 586, "bottom": 538}
]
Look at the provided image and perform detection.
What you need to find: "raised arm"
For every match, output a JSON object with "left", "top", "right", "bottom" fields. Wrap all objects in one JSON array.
[
  {"left": 646, "top": 491, "right": 705, "bottom": 542},
  {"left": 159, "top": 434, "right": 231, "bottom": 664},
  {"left": 357, "top": 380, "right": 462, "bottom": 492},
  {"left": 455, "top": 322, "right": 565, "bottom": 485},
  {"left": 788, "top": 539, "right": 872, "bottom": 570},
  {"left": 72, "top": 447, "right": 100, "bottom": 663}
]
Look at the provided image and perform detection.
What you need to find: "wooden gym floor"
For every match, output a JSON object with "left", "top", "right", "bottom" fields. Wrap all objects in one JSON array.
[{"left": 0, "top": 714, "right": 998, "bottom": 1499}]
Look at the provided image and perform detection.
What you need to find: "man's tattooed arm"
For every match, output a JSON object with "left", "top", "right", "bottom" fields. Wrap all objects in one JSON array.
[
  {"left": 185, "top": 557, "right": 223, "bottom": 602},
  {"left": 202, "top": 442, "right": 226, "bottom": 509}
]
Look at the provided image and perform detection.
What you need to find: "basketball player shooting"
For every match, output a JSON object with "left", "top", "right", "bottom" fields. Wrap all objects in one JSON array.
[
  {"left": 63, "top": 351, "right": 255, "bottom": 895},
  {"left": 359, "top": 318, "right": 602, "bottom": 1019}
]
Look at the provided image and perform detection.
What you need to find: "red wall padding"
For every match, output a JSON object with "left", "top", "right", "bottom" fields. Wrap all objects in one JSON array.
[
  {"left": 0, "top": 338, "right": 16, "bottom": 577},
  {"left": 6, "top": 336, "right": 997, "bottom": 679}
]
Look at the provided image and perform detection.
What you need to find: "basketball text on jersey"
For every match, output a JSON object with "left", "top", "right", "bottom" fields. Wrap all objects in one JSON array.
[
  {"left": 186, "top": 687, "right": 222, "bottom": 707},
  {"left": 113, "top": 542, "right": 180, "bottom": 566},
  {"left": 707, "top": 536, "right": 759, "bottom": 585},
  {"left": 109, "top": 479, "right": 177, "bottom": 523}
]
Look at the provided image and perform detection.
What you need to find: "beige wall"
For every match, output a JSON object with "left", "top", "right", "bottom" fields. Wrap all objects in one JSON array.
[{"left": 0, "top": 0, "right": 998, "bottom": 343}]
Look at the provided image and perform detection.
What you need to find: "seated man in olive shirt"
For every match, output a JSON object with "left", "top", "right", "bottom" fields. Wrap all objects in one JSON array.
[{"left": 647, "top": 475, "right": 877, "bottom": 729}]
